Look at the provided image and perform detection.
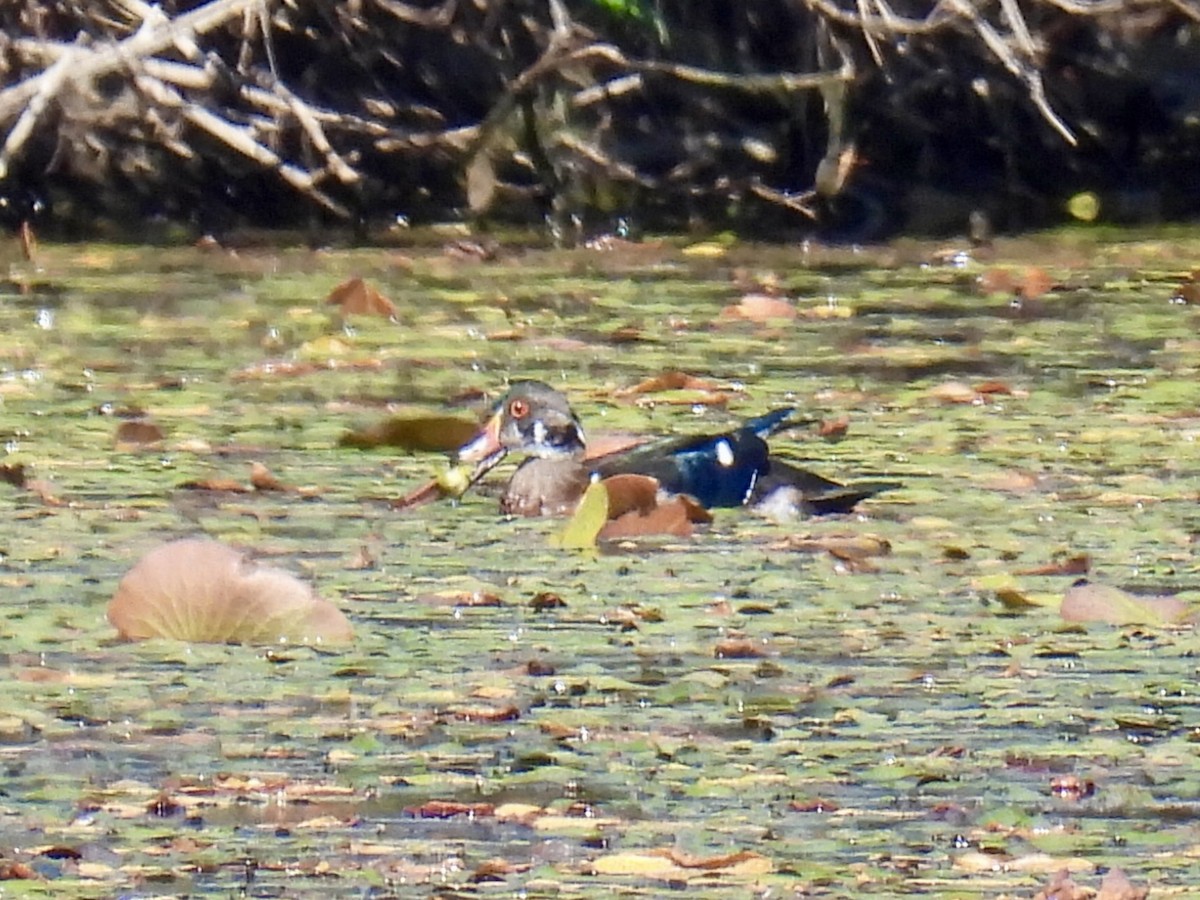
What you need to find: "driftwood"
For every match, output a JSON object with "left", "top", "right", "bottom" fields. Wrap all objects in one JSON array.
[{"left": 0, "top": 0, "right": 1195, "bottom": 237}]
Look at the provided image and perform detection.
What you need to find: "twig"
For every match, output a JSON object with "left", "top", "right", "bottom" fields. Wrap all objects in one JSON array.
[
  {"left": 133, "top": 71, "right": 351, "bottom": 217},
  {"left": 942, "top": 0, "right": 1076, "bottom": 144},
  {"left": 0, "top": 0, "right": 264, "bottom": 124},
  {"left": 0, "top": 41, "right": 79, "bottom": 179}
]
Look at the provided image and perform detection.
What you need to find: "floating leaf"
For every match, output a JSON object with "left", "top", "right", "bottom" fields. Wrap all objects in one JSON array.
[
  {"left": 599, "top": 496, "right": 699, "bottom": 540},
  {"left": 590, "top": 848, "right": 771, "bottom": 879},
  {"left": 1097, "top": 867, "right": 1149, "bottom": 900},
  {"left": 1067, "top": 191, "right": 1100, "bottom": 222},
  {"left": 114, "top": 420, "right": 165, "bottom": 449},
  {"left": 680, "top": 241, "right": 728, "bottom": 258},
  {"left": 1060, "top": 579, "right": 1191, "bottom": 626},
  {"left": 817, "top": 417, "right": 849, "bottom": 439},
  {"left": 249, "top": 461, "right": 288, "bottom": 492},
  {"left": 601, "top": 473, "right": 659, "bottom": 518},
  {"left": 339, "top": 415, "right": 479, "bottom": 451},
  {"left": 551, "top": 480, "right": 609, "bottom": 550},
  {"left": 1049, "top": 774, "right": 1095, "bottom": 801},
  {"left": 444, "top": 704, "right": 520, "bottom": 723},
  {"left": 718, "top": 293, "right": 797, "bottom": 323},
  {"left": 0, "top": 463, "right": 27, "bottom": 487},
  {"left": 613, "top": 371, "right": 717, "bottom": 397},
  {"left": 325, "top": 276, "right": 396, "bottom": 317},
  {"left": 774, "top": 532, "right": 891, "bottom": 560},
  {"left": 529, "top": 592, "right": 566, "bottom": 611},
  {"left": 928, "top": 380, "right": 982, "bottom": 404},
  {"left": 714, "top": 637, "right": 764, "bottom": 659},
  {"left": 415, "top": 590, "right": 503, "bottom": 607},
  {"left": 974, "top": 573, "right": 1056, "bottom": 611},
  {"left": 108, "top": 539, "right": 354, "bottom": 645},
  {"left": 1017, "top": 554, "right": 1090, "bottom": 576},
  {"left": 179, "top": 477, "right": 251, "bottom": 493},
  {"left": 405, "top": 800, "right": 495, "bottom": 819}
]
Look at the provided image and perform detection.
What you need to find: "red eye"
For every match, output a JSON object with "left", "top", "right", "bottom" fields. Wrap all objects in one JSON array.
[{"left": 508, "top": 398, "right": 529, "bottom": 419}]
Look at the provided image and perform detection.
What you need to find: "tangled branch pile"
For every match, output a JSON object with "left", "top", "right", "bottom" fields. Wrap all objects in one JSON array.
[{"left": 0, "top": 0, "right": 1197, "bottom": 239}]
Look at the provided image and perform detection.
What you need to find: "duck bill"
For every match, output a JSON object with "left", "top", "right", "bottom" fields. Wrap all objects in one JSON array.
[
  {"left": 456, "top": 411, "right": 504, "bottom": 464},
  {"left": 455, "top": 413, "right": 512, "bottom": 491}
]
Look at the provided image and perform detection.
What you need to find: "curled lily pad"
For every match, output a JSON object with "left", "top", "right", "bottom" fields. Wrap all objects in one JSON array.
[
  {"left": 339, "top": 415, "right": 479, "bottom": 451},
  {"left": 1060, "top": 579, "right": 1191, "bottom": 626},
  {"left": 108, "top": 539, "right": 354, "bottom": 645}
]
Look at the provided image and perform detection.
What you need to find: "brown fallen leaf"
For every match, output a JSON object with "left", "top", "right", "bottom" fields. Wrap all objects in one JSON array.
[
  {"left": 598, "top": 496, "right": 706, "bottom": 541},
  {"left": 0, "top": 859, "right": 38, "bottom": 880},
  {"left": 1097, "top": 867, "right": 1149, "bottom": 900},
  {"left": 601, "top": 473, "right": 660, "bottom": 518},
  {"left": 718, "top": 293, "right": 797, "bottom": 323},
  {"left": 817, "top": 417, "right": 849, "bottom": 439},
  {"left": 415, "top": 590, "right": 503, "bottom": 607},
  {"left": 773, "top": 532, "right": 891, "bottom": 560},
  {"left": 714, "top": 637, "right": 765, "bottom": 659},
  {"left": 1049, "top": 774, "right": 1095, "bottom": 802},
  {"left": 1018, "top": 266, "right": 1054, "bottom": 300},
  {"left": 928, "top": 380, "right": 982, "bottom": 404},
  {"left": 443, "top": 704, "right": 520, "bottom": 723},
  {"left": 788, "top": 798, "right": 839, "bottom": 813},
  {"left": 590, "top": 848, "right": 771, "bottom": 878},
  {"left": 179, "top": 477, "right": 251, "bottom": 493},
  {"left": 0, "top": 463, "right": 27, "bottom": 488},
  {"left": 326, "top": 276, "right": 396, "bottom": 317},
  {"left": 232, "top": 358, "right": 384, "bottom": 382},
  {"left": 613, "top": 371, "right": 718, "bottom": 397},
  {"left": 1060, "top": 579, "right": 1191, "bottom": 626},
  {"left": 405, "top": 800, "right": 495, "bottom": 819},
  {"left": 529, "top": 592, "right": 566, "bottom": 611},
  {"left": 250, "top": 462, "right": 288, "bottom": 492},
  {"left": 1017, "top": 554, "right": 1090, "bottom": 577},
  {"left": 25, "top": 478, "right": 63, "bottom": 506},
  {"left": 339, "top": 415, "right": 479, "bottom": 452},
  {"left": 470, "top": 857, "right": 532, "bottom": 882},
  {"left": 108, "top": 539, "right": 354, "bottom": 645},
  {"left": 115, "top": 420, "right": 165, "bottom": 449},
  {"left": 1033, "top": 868, "right": 1091, "bottom": 900}
]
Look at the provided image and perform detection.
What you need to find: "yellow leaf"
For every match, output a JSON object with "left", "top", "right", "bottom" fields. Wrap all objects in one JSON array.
[
  {"left": 550, "top": 481, "right": 608, "bottom": 550},
  {"left": 591, "top": 852, "right": 680, "bottom": 877},
  {"left": 681, "top": 241, "right": 728, "bottom": 258}
]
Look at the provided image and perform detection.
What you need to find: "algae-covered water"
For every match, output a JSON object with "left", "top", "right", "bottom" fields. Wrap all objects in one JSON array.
[{"left": 0, "top": 232, "right": 1198, "bottom": 896}]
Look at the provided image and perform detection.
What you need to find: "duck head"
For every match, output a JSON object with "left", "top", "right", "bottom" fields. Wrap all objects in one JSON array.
[{"left": 456, "top": 381, "right": 587, "bottom": 479}]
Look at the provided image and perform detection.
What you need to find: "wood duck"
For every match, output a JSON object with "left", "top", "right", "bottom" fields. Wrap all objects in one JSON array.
[{"left": 455, "top": 380, "right": 894, "bottom": 517}]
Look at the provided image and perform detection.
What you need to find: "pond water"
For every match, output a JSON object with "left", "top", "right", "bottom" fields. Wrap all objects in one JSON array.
[{"left": 0, "top": 232, "right": 1197, "bottom": 896}]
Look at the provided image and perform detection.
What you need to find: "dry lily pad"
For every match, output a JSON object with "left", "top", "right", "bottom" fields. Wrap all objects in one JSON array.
[
  {"left": 115, "top": 420, "right": 165, "bottom": 448},
  {"left": 108, "top": 539, "right": 354, "bottom": 645},
  {"left": 590, "top": 848, "right": 771, "bottom": 879},
  {"left": 718, "top": 293, "right": 797, "bottom": 323},
  {"left": 339, "top": 415, "right": 479, "bottom": 451},
  {"left": 1060, "top": 579, "right": 1191, "bottom": 626},
  {"left": 326, "top": 276, "right": 396, "bottom": 317},
  {"left": 598, "top": 495, "right": 708, "bottom": 541},
  {"left": 613, "top": 371, "right": 718, "bottom": 397}
]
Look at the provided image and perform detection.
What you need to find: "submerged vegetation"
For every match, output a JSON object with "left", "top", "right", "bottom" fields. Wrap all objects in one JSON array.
[{"left": 0, "top": 230, "right": 1197, "bottom": 894}]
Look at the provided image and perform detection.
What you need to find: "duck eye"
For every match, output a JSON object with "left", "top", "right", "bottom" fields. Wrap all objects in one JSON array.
[{"left": 508, "top": 398, "right": 530, "bottom": 419}]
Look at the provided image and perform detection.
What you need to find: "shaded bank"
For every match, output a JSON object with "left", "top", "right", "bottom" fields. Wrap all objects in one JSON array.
[{"left": 0, "top": 0, "right": 1197, "bottom": 240}]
